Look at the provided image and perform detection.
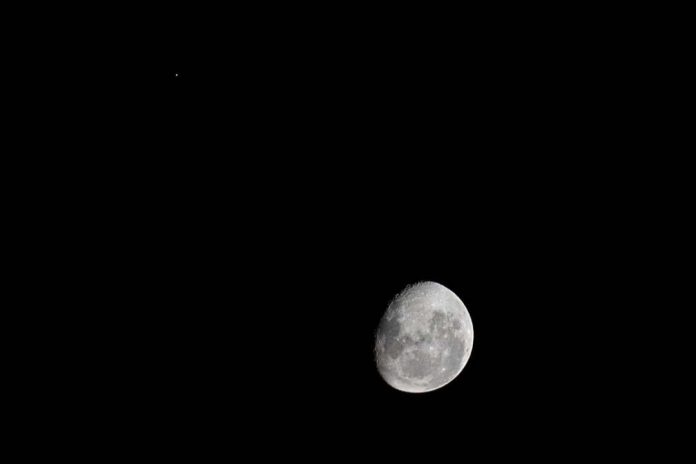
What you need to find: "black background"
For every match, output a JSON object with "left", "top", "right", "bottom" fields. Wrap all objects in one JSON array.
[
  {"left": 29, "top": 6, "right": 687, "bottom": 458},
  {"left": 163, "top": 25, "right": 602, "bottom": 454}
]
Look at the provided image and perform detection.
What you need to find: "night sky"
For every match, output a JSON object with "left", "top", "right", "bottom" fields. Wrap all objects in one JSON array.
[{"left": 105, "top": 6, "right": 677, "bottom": 458}]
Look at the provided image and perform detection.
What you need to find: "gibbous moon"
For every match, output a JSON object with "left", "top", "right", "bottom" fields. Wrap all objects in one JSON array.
[{"left": 375, "top": 281, "right": 474, "bottom": 393}]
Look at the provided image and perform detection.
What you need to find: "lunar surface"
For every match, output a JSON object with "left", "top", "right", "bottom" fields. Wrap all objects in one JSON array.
[{"left": 375, "top": 281, "right": 473, "bottom": 393}]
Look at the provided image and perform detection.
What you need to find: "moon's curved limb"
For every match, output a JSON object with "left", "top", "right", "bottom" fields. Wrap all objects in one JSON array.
[{"left": 375, "top": 281, "right": 473, "bottom": 393}]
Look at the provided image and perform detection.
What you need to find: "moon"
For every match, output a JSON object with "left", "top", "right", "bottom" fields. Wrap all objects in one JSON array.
[{"left": 375, "top": 281, "right": 474, "bottom": 393}]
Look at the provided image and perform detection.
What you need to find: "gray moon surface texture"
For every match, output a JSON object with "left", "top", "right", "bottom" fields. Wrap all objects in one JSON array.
[{"left": 375, "top": 281, "right": 474, "bottom": 393}]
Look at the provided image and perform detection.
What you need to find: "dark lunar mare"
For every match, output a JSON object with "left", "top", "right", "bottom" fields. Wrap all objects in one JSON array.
[{"left": 380, "top": 316, "right": 404, "bottom": 360}]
